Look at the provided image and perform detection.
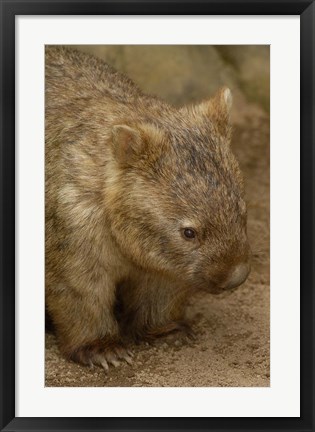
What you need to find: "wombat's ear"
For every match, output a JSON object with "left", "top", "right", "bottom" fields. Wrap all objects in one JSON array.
[
  {"left": 210, "top": 86, "right": 232, "bottom": 117},
  {"left": 221, "top": 87, "right": 233, "bottom": 113},
  {"left": 111, "top": 125, "right": 144, "bottom": 165},
  {"left": 198, "top": 87, "right": 232, "bottom": 137}
]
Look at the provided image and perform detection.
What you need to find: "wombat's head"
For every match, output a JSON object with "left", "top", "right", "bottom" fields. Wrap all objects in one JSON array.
[{"left": 107, "top": 88, "right": 251, "bottom": 293}]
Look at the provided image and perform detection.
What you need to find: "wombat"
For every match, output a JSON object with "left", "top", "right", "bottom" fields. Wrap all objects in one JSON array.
[{"left": 45, "top": 46, "right": 251, "bottom": 370}]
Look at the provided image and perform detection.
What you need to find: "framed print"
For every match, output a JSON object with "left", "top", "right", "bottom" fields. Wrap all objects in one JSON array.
[{"left": 0, "top": 0, "right": 314, "bottom": 431}]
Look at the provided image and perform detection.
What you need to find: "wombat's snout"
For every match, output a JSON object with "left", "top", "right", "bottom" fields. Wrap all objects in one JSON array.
[{"left": 220, "top": 262, "right": 251, "bottom": 291}]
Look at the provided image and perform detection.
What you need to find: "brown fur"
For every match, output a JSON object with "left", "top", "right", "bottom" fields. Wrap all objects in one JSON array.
[{"left": 45, "top": 46, "right": 250, "bottom": 367}]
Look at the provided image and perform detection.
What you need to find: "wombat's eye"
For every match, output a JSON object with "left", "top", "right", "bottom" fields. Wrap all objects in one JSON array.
[{"left": 182, "top": 228, "right": 196, "bottom": 240}]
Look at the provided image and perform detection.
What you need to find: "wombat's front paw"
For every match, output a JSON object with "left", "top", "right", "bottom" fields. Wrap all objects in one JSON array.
[{"left": 68, "top": 339, "right": 133, "bottom": 371}]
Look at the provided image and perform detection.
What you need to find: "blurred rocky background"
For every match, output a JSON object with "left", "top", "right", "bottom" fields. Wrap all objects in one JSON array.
[
  {"left": 68, "top": 45, "right": 269, "bottom": 121},
  {"left": 46, "top": 45, "right": 270, "bottom": 387}
]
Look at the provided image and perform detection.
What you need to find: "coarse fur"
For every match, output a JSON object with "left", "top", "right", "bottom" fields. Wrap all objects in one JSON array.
[{"left": 45, "top": 46, "right": 251, "bottom": 368}]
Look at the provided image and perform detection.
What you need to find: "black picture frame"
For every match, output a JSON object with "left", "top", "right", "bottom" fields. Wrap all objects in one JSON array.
[{"left": 0, "top": 0, "right": 314, "bottom": 431}]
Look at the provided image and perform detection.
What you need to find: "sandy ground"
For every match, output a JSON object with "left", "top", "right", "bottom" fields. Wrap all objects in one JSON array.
[{"left": 45, "top": 113, "right": 270, "bottom": 387}]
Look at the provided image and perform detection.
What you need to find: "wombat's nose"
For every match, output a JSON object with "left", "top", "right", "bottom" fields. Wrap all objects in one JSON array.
[{"left": 221, "top": 263, "right": 250, "bottom": 290}]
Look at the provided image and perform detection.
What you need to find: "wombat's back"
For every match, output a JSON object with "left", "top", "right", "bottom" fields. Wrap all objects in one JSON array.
[{"left": 45, "top": 46, "right": 142, "bottom": 108}]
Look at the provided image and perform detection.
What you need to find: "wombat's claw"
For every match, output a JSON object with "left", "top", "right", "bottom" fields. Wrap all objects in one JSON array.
[
  {"left": 97, "top": 354, "right": 120, "bottom": 371},
  {"left": 175, "top": 322, "right": 196, "bottom": 341},
  {"left": 185, "top": 328, "right": 197, "bottom": 341},
  {"left": 109, "top": 358, "right": 120, "bottom": 368},
  {"left": 93, "top": 352, "right": 127, "bottom": 371},
  {"left": 98, "top": 345, "right": 133, "bottom": 369},
  {"left": 101, "top": 360, "right": 109, "bottom": 372},
  {"left": 126, "top": 356, "right": 133, "bottom": 365},
  {"left": 113, "top": 346, "right": 133, "bottom": 365}
]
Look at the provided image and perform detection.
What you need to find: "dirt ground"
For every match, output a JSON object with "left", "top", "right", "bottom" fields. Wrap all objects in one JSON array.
[{"left": 45, "top": 113, "right": 270, "bottom": 388}]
